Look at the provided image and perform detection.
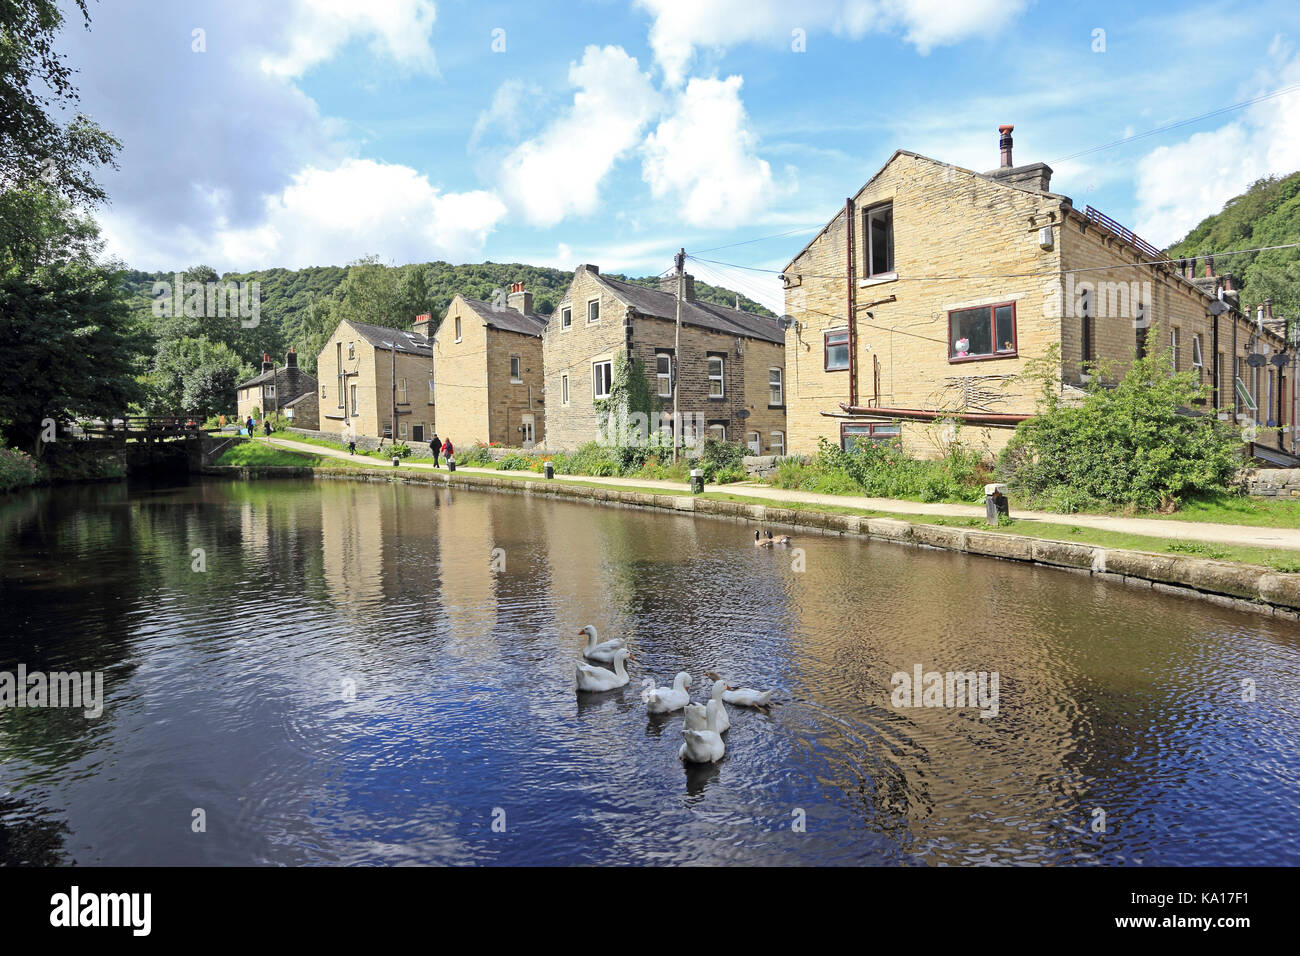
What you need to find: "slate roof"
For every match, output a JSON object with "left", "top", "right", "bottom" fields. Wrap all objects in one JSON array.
[
  {"left": 458, "top": 297, "right": 547, "bottom": 337},
  {"left": 345, "top": 319, "right": 433, "bottom": 356},
  {"left": 591, "top": 273, "right": 784, "bottom": 344},
  {"left": 235, "top": 364, "right": 318, "bottom": 392}
]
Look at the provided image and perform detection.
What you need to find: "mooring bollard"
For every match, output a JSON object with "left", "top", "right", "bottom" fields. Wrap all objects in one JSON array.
[
  {"left": 447, "top": 457, "right": 456, "bottom": 473},
  {"left": 984, "top": 482, "right": 1009, "bottom": 524},
  {"left": 690, "top": 468, "right": 704, "bottom": 495},
  {"left": 392, "top": 455, "right": 400, "bottom": 467},
  {"left": 544, "top": 460, "right": 554, "bottom": 480}
]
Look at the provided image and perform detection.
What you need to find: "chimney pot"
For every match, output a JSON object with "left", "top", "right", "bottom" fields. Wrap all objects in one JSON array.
[{"left": 999, "top": 124, "right": 1014, "bottom": 168}]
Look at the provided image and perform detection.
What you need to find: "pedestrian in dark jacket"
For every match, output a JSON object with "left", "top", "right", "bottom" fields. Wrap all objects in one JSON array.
[
  {"left": 246, "top": 416, "right": 254, "bottom": 435},
  {"left": 429, "top": 433, "right": 441, "bottom": 467},
  {"left": 263, "top": 419, "right": 272, "bottom": 438}
]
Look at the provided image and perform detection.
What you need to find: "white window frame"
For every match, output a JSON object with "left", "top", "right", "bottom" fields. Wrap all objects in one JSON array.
[
  {"left": 768, "top": 367, "right": 783, "bottom": 406},
  {"left": 347, "top": 342, "right": 355, "bottom": 360},
  {"left": 561, "top": 373, "right": 569, "bottom": 406},
  {"left": 561, "top": 306, "right": 572, "bottom": 330},
  {"left": 1171, "top": 328, "right": 1180, "bottom": 372},
  {"left": 746, "top": 430, "right": 761, "bottom": 453},
  {"left": 707, "top": 354, "right": 725, "bottom": 398},
  {"left": 656, "top": 352, "right": 672, "bottom": 397},
  {"left": 864, "top": 203, "right": 895, "bottom": 279},
  {"left": 454, "top": 316, "right": 462, "bottom": 343},
  {"left": 350, "top": 384, "right": 358, "bottom": 415},
  {"left": 399, "top": 421, "right": 408, "bottom": 439},
  {"left": 1191, "top": 334, "right": 1203, "bottom": 384},
  {"left": 510, "top": 355, "right": 522, "bottom": 383},
  {"left": 587, "top": 298, "right": 600, "bottom": 324},
  {"left": 593, "top": 360, "right": 612, "bottom": 399},
  {"left": 263, "top": 384, "right": 276, "bottom": 399},
  {"left": 428, "top": 379, "right": 436, "bottom": 404},
  {"left": 707, "top": 423, "right": 726, "bottom": 441},
  {"left": 770, "top": 431, "right": 785, "bottom": 456},
  {"left": 398, "top": 377, "right": 408, "bottom": 404}
]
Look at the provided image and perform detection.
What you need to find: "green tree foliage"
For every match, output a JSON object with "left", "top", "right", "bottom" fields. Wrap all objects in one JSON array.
[
  {"left": 998, "top": 343, "right": 1242, "bottom": 511},
  {"left": 145, "top": 336, "right": 250, "bottom": 417},
  {"left": 0, "top": 0, "right": 119, "bottom": 208},
  {"left": 1167, "top": 171, "right": 1300, "bottom": 324}
]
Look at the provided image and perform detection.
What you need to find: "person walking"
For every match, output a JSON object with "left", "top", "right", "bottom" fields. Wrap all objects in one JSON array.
[
  {"left": 347, "top": 427, "right": 356, "bottom": 456},
  {"left": 429, "top": 432, "right": 441, "bottom": 467},
  {"left": 263, "top": 419, "right": 272, "bottom": 439},
  {"left": 441, "top": 437, "right": 454, "bottom": 465},
  {"left": 245, "top": 415, "right": 254, "bottom": 436}
]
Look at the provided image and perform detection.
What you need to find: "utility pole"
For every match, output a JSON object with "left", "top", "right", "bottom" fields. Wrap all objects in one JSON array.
[
  {"left": 673, "top": 247, "right": 684, "bottom": 462},
  {"left": 391, "top": 345, "right": 397, "bottom": 448}
]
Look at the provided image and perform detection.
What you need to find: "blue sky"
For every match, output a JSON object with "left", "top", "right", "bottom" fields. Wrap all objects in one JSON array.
[{"left": 57, "top": 0, "right": 1300, "bottom": 310}]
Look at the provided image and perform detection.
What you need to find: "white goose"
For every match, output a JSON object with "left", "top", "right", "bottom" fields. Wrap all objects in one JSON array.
[
  {"left": 579, "top": 624, "right": 625, "bottom": 663},
  {"left": 706, "top": 679, "right": 732, "bottom": 732},
  {"left": 706, "top": 670, "right": 774, "bottom": 708},
  {"left": 644, "top": 672, "right": 692, "bottom": 714},
  {"left": 679, "top": 700, "right": 726, "bottom": 764},
  {"left": 576, "top": 648, "right": 632, "bottom": 692}
]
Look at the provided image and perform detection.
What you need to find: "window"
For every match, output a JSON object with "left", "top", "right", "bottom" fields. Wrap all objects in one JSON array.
[
  {"left": 864, "top": 203, "right": 894, "bottom": 278},
  {"left": 561, "top": 306, "right": 572, "bottom": 329},
  {"left": 1135, "top": 303, "right": 1148, "bottom": 359},
  {"left": 348, "top": 342, "right": 355, "bottom": 361},
  {"left": 350, "top": 384, "right": 358, "bottom": 415},
  {"left": 825, "top": 329, "right": 850, "bottom": 370},
  {"left": 428, "top": 379, "right": 435, "bottom": 405},
  {"left": 587, "top": 299, "right": 600, "bottom": 324},
  {"left": 949, "top": 303, "right": 1016, "bottom": 361},
  {"left": 263, "top": 384, "right": 276, "bottom": 399},
  {"left": 454, "top": 317, "right": 462, "bottom": 343},
  {"left": 398, "top": 377, "right": 407, "bottom": 404},
  {"left": 1080, "top": 286, "right": 1094, "bottom": 365},
  {"left": 841, "top": 421, "right": 901, "bottom": 450},
  {"left": 770, "top": 431, "right": 785, "bottom": 456},
  {"left": 510, "top": 355, "right": 522, "bottom": 383},
  {"left": 768, "top": 367, "right": 783, "bottom": 406},
  {"left": 400, "top": 422, "right": 408, "bottom": 439},
  {"left": 382, "top": 420, "right": 393, "bottom": 439},
  {"left": 593, "top": 360, "right": 612, "bottom": 399},
  {"left": 1191, "top": 334, "right": 1203, "bottom": 385},
  {"left": 707, "top": 423, "right": 726, "bottom": 441},
  {"left": 1171, "top": 328, "right": 1180, "bottom": 372},
  {"left": 656, "top": 352, "right": 672, "bottom": 397},
  {"left": 708, "top": 354, "right": 725, "bottom": 397},
  {"left": 561, "top": 373, "right": 569, "bottom": 405}
]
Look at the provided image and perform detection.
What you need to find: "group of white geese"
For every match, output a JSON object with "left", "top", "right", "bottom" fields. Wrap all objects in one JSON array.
[{"left": 573, "top": 623, "right": 776, "bottom": 765}]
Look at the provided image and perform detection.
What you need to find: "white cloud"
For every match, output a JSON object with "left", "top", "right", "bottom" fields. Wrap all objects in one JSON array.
[
  {"left": 1134, "top": 40, "right": 1300, "bottom": 246},
  {"left": 258, "top": 0, "right": 439, "bottom": 77},
  {"left": 634, "top": 0, "right": 1029, "bottom": 85},
  {"left": 102, "top": 160, "right": 505, "bottom": 270},
  {"left": 496, "top": 45, "right": 662, "bottom": 227},
  {"left": 642, "top": 75, "right": 778, "bottom": 226}
]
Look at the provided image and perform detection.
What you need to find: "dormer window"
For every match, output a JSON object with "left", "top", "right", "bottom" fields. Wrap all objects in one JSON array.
[{"left": 864, "top": 203, "right": 894, "bottom": 278}]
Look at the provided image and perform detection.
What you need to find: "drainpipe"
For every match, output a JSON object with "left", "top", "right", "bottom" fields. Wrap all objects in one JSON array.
[
  {"left": 1211, "top": 309, "right": 1220, "bottom": 411},
  {"left": 845, "top": 198, "right": 857, "bottom": 408}
]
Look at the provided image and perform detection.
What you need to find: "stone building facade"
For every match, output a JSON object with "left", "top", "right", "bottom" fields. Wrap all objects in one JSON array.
[
  {"left": 315, "top": 319, "right": 435, "bottom": 444},
  {"left": 236, "top": 349, "right": 317, "bottom": 427},
  {"left": 781, "top": 128, "right": 1293, "bottom": 460},
  {"left": 433, "top": 287, "right": 546, "bottom": 448},
  {"left": 541, "top": 265, "right": 786, "bottom": 453}
]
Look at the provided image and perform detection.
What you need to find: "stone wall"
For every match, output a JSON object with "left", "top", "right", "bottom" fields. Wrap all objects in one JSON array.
[{"left": 1241, "top": 468, "right": 1300, "bottom": 496}]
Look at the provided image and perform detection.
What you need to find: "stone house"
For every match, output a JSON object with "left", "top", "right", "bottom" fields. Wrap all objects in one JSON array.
[
  {"left": 236, "top": 349, "right": 317, "bottom": 428},
  {"left": 315, "top": 318, "right": 435, "bottom": 444},
  {"left": 542, "top": 265, "right": 787, "bottom": 453},
  {"left": 433, "top": 284, "right": 546, "bottom": 447},
  {"left": 781, "top": 125, "right": 1293, "bottom": 460}
]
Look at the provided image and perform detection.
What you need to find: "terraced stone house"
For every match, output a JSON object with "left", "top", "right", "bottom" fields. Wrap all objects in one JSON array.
[
  {"left": 541, "top": 264, "right": 787, "bottom": 453},
  {"left": 315, "top": 317, "right": 435, "bottom": 444}
]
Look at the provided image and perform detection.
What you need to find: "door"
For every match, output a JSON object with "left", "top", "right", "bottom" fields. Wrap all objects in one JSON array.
[
  {"left": 521, "top": 414, "right": 535, "bottom": 449},
  {"left": 747, "top": 431, "right": 761, "bottom": 454},
  {"left": 412, "top": 424, "right": 424, "bottom": 442}
]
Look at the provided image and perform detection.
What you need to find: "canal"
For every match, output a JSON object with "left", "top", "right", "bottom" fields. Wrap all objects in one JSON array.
[{"left": 1, "top": 478, "right": 1297, "bottom": 865}]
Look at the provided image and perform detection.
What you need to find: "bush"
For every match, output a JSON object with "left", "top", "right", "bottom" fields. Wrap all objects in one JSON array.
[
  {"left": 379, "top": 442, "right": 412, "bottom": 459},
  {"left": 498, "top": 453, "right": 532, "bottom": 471},
  {"left": 697, "top": 438, "right": 747, "bottom": 482},
  {"left": 457, "top": 443, "right": 495, "bottom": 466},
  {"left": 794, "top": 435, "right": 988, "bottom": 502},
  {"left": 997, "top": 348, "right": 1241, "bottom": 511},
  {"left": 0, "top": 447, "right": 42, "bottom": 492}
]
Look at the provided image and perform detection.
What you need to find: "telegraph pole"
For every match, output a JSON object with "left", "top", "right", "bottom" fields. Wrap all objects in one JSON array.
[{"left": 672, "top": 248, "right": 684, "bottom": 462}]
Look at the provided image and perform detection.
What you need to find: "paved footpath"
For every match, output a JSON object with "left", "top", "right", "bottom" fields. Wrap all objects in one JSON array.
[{"left": 264, "top": 436, "right": 1300, "bottom": 552}]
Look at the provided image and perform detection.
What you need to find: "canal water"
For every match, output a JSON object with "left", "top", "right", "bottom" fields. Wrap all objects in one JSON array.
[{"left": 1, "top": 478, "right": 1297, "bottom": 865}]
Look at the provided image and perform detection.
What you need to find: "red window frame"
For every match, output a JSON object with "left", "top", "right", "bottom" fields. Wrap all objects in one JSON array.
[
  {"left": 948, "top": 301, "right": 1018, "bottom": 363},
  {"left": 824, "top": 329, "right": 850, "bottom": 371}
]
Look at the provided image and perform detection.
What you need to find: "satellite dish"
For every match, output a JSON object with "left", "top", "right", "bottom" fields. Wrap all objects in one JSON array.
[
  {"left": 736, "top": 409, "right": 750, "bottom": 420},
  {"left": 1271, "top": 352, "right": 1289, "bottom": 367},
  {"left": 1246, "top": 353, "right": 1267, "bottom": 367}
]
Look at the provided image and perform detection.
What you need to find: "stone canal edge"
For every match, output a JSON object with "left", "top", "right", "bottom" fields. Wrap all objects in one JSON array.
[{"left": 203, "top": 465, "right": 1300, "bottom": 620}]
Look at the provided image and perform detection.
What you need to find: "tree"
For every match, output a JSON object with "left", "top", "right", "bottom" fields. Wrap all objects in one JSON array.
[
  {"left": 146, "top": 336, "right": 248, "bottom": 417},
  {"left": 0, "top": 1, "right": 120, "bottom": 208}
]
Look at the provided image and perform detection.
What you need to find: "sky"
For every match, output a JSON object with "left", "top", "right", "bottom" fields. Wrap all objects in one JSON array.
[{"left": 52, "top": 0, "right": 1300, "bottom": 312}]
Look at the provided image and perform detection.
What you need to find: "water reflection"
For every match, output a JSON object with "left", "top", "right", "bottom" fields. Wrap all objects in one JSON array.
[{"left": 0, "top": 478, "right": 1297, "bottom": 865}]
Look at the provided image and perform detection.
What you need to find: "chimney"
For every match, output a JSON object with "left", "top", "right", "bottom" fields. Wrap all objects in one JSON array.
[
  {"left": 285, "top": 347, "right": 297, "bottom": 368},
  {"left": 413, "top": 312, "right": 432, "bottom": 339},
  {"left": 659, "top": 272, "right": 696, "bottom": 302},
  {"left": 579, "top": 263, "right": 599, "bottom": 275},
  {"left": 506, "top": 281, "right": 533, "bottom": 315},
  {"left": 261, "top": 353, "right": 274, "bottom": 374},
  {"left": 985, "top": 124, "right": 1052, "bottom": 192},
  {"left": 1205, "top": 255, "right": 1215, "bottom": 277},
  {"left": 1186, "top": 257, "right": 1196, "bottom": 279},
  {"left": 1266, "top": 298, "right": 1274, "bottom": 321}
]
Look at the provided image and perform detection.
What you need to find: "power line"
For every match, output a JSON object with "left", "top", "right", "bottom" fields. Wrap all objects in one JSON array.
[
  {"left": 1050, "top": 82, "right": 1300, "bottom": 164},
  {"left": 692, "top": 225, "right": 824, "bottom": 255}
]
